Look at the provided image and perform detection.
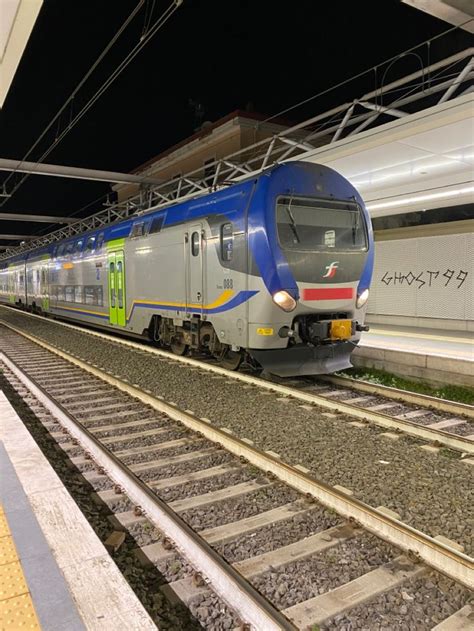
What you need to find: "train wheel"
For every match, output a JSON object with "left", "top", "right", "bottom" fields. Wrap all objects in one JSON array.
[
  {"left": 170, "top": 340, "right": 188, "bottom": 356},
  {"left": 219, "top": 349, "right": 242, "bottom": 371}
]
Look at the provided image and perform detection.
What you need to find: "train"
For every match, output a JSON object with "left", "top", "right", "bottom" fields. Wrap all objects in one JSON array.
[{"left": 0, "top": 161, "right": 374, "bottom": 376}]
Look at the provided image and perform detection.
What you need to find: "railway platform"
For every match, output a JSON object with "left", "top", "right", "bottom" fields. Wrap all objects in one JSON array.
[
  {"left": 355, "top": 324, "right": 474, "bottom": 387},
  {"left": 0, "top": 391, "right": 156, "bottom": 631}
]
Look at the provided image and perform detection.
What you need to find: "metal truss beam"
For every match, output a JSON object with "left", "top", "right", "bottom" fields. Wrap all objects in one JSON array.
[
  {"left": 0, "top": 213, "right": 77, "bottom": 224},
  {"left": 0, "top": 159, "right": 163, "bottom": 186},
  {"left": 0, "top": 234, "right": 38, "bottom": 240},
  {"left": 1, "top": 47, "right": 472, "bottom": 261}
]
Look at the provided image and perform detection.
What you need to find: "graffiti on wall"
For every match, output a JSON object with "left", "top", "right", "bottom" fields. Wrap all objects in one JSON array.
[{"left": 380, "top": 269, "right": 469, "bottom": 289}]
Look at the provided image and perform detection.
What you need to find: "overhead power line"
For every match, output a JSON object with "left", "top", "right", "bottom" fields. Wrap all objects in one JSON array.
[
  {"left": 1, "top": 0, "right": 183, "bottom": 206},
  {"left": 260, "top": 17, "right": 474, "bottom": 126}
]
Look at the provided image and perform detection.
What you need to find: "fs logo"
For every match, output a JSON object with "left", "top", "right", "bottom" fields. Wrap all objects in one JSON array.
[{"left": 323, "top": 261, "right": 339, "bottom": 278}]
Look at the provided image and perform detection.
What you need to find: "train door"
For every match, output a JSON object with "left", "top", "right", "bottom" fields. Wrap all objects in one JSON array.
[
  {"left": 41, "top": 264, "right": 49, "bottom": 311},
  {"left": 186, "top": 224, "right": 204, "bottom": 316},
  {"left": 107, "top": 251, "right": 126, "bottom": 326}
]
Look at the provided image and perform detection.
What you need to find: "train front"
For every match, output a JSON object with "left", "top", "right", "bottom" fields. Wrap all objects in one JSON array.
[{"left": 248, "top": 161, "right": 374, "bottom": 377}]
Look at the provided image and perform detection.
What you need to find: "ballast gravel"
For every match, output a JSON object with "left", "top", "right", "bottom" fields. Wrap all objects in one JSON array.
[
  {"left": 157, "top": 468, "right": 257, "bottom": 503},
  {"left": 321, "top": 572, "right": 472, "bottom": 630},
  {"left": 1, "top": 315, "right": 472, "bottom": 556},
  {"left": 251, "top": 532, "right": 395, "bottom": 609},
  {"left": 119, "top": 440, "right": 205, "bottom": 465},
  {"left": 139, "top": 451, "right": 234, "bottom": 483},
  {"left": 215, "top": 503, "right": 341, "bottom": 563},
  {"left": 180, "top": 485, "right": 299, "bottom": 532}
]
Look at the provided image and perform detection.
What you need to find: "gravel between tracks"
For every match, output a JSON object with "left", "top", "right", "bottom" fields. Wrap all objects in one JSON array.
[
  {"left": 320, "top": 572, "right": 472, "bottom": 630},
  {"left": 1, "top": 314, "right": 473, "bottom": 555},
  {"left": 251, "top": 532, "right": 395, "bottom": 609},
  {"left": 215, "top": 503, "right": 341, "bottom": 563},
  {"left": 181, "top": 485, "right": 299, "bottom": 532}
]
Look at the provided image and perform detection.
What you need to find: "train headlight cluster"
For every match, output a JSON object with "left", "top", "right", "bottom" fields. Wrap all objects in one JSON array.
[
  {"left": 273, "top": 290, "right": 297, "bottom": 312},
  {"left": 356, "top": 288, "right": 370, "bottom": 309}
]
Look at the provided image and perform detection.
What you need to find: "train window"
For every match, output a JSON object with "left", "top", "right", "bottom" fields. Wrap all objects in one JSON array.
[
  {"left": 85, "top": 236, "right": 96, "bottom": 252},
  {"left": 57, "top": 245, "right": 65, "bottom": 257},
  {"left": 276, "top": 197, "right": 367, "bottom": 251},
  {"left": 65, "top": 286, "right": 75, "bottom": 302},
  {"left": 65, "top": 243, "right": 74, "bottom": 257},
  {"left": 117, "top": 261, "right": 123, "bottom": 308},
  {"left": 220, "top": 223, "right": 233, "bottom": 261},
  {"left": 109, "top": 262, "right": 115, "bottom": 307},
  {"left": 191, "top": 231, "right": 200, "bottom": 256},
  {"left": 74, "top": 286, "right": 83, "bottom": 303},
  {"left": 96, "top": 233, "right": 104, "bottom": 250},
  {"left": 130, "top": 222, "right": 145, "bottom": 239},
  {"left": 84, "top": 286, "right": 103, "bottom": 306},
  {"left": 57, "top": 286, "right": 65, "bottom": 301},
  {"left": 149, "top": 216, "right": 164, "bottom": 234}
]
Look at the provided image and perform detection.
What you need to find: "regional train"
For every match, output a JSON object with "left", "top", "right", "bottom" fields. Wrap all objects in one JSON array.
[{"left": 0, "top": 161, "right": 374, "bottom": 376}]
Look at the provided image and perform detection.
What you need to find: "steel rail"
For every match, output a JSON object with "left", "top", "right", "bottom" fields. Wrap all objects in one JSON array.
[
  {"left": 318, "top": 374, "right": 474, "bottom": 420},
  {"left": 1, "top": 306, "right": 472, "bottom": 455},
  {"left": 0, "top": 348, "right": 296, "bottom": 631},
  {"left": 1, "top": 321, "right": 472, "bottom": 590}
]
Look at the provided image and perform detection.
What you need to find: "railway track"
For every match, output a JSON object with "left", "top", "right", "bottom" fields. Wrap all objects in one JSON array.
[
  {"left": 0, "top": 323, "right": 472, "bottom": 630},
  {"left": 0, "top": 305, "right": 472, "bottom": 455}
]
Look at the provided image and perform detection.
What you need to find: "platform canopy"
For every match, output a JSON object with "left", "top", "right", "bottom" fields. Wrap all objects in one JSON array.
[
  {"left": 0, "top": 0, "right": 43, "bottom": 108},
  {"left": 296, "top": 93, "right": 474, "bottom": 218}
]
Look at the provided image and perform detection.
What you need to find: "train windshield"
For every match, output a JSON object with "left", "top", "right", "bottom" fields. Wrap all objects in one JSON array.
[{"left": 276, "top": 196, "right": 367, "bottom": 251}]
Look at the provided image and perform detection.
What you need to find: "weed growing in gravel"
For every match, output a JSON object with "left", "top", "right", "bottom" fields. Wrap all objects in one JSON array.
[
  {"left": 439, "top": 448, "right": 461, "bottom": 460},
  {"left": 169, "top": 561, "right": 181, "bottom": 574},
  {"left": 339, "top": 367, "right": 474, "bottom": 405}
]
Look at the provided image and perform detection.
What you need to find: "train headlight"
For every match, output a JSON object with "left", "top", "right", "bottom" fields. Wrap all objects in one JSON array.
[
  {"left": 356, "top": 288, "right": 370, "bottom": 309},
  {"left": 273, "top": 290, "right": 297, "bottom": 312}
]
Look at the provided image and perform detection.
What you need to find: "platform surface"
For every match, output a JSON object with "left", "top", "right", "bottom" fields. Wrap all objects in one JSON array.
[
  {"left": 360, "top": 324, "right": 473, "bottom": 361},
  {"left": 0, "top": 389, "right": 157, "bottom": 630},
  {"left": 354, "top": 324, "right": 473, "bottom": 386}
]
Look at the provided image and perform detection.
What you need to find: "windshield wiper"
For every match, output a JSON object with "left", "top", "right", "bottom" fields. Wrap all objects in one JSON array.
[
  {"left": 285, "top": 202, "right": 301, "bottom": 244},
  {"left": 351, "top": 211, "right": 360, "bottom": 245}
]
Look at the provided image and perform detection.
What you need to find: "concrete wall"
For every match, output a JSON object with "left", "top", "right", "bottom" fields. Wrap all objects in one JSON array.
[{"left": 367, "top": 228, "right": 474, "bottom": 331}]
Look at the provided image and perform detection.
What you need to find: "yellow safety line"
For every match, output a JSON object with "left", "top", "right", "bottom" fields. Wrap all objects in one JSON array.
[{"left": 0, "top": 505, "right": 41, "bottom": 630}]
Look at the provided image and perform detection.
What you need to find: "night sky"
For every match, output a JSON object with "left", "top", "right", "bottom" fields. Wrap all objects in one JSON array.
[{"left": 0, "top": 0, "right": 471, "bottom": 242}]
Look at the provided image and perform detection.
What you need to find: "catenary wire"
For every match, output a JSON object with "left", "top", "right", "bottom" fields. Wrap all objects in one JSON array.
[
  {"left": 1, "top": 1, "right": 182, "bottom": 206},
  {"left": 1, "top": 1, "right": 146, "bottom": 197}
]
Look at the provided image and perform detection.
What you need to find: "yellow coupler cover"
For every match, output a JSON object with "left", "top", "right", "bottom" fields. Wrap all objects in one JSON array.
[
  {"left": 0, "top": 506, "right": 41, "bottom": 630},
  {"left": 330, "top": 319, "right": 352, "bottom": 340}
]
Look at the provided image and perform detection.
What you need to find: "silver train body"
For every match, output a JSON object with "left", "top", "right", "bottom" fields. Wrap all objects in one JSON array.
[{"left": 0, "top": 162, "right": 374, "bottom": 376}]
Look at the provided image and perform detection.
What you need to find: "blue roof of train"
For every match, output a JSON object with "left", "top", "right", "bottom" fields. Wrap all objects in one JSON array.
[{"left": 1, "top": 161, "right": 370, "bottom": 270}]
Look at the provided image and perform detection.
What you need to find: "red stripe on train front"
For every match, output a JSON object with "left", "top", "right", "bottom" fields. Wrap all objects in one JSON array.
[{"left": 302, "top": 287, "right": 354, "bottom": 300}]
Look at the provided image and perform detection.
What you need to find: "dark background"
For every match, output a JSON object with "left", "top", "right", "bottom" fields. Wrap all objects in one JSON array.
[{"left": 0, "top": 0, "right": 471, "bottom": 239}]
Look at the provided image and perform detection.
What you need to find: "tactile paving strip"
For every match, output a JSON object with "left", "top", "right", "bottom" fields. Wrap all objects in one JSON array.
[
  {"left": 0, "top": 592, "right": 41, "bottom": 630},
  {"left": 0, "top": 505, "right": 41, "bottom": 630}
]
